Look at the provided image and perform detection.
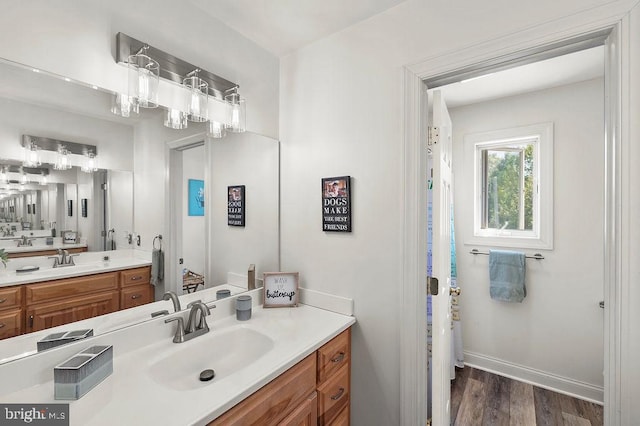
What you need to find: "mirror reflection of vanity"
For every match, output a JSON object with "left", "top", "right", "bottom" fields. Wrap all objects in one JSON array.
[{"left": 0, "top": 56, "right": 279, "bottom": 363}]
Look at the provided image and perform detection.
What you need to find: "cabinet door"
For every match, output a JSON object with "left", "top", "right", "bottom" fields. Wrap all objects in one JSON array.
[
  {"left": 328, "top": 406, "right": 349, "bottom": 426},
  {"left": 278, "top": 392, "right": 317, "bottom": 426},
  {"left": 210, "top": 354, "right": 316, "bottom": 426},
  {"left": 26, "top": 291, "right": 119, "bottom": 332},
  {"left": 120, "top": 284, "right": 153, "bottom": 310},
  {"left": 0, "top": 309, "right": 23, "bottom": 340},
  {"left": 0, "top": 286, "right": 22, "bottom": 311}
]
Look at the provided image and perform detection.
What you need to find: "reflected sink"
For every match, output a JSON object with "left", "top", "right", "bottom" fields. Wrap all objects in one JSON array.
[{"left": 148, "top": 326, "right": 274, "bottom": 391}]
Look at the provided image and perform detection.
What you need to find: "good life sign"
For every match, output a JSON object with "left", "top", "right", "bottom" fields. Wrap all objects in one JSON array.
[{"left": 263, "top": 272, "right": 299, "bottom": 308}]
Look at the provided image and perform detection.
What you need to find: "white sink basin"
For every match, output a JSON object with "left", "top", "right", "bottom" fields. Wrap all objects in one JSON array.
[{"left": 147, "top": 325, "right": 274, "bottom": 391}]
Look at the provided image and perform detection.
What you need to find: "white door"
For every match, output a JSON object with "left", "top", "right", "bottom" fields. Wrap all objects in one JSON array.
[{"left": 428, "top": 89, "right": 453, "bottom": 426}]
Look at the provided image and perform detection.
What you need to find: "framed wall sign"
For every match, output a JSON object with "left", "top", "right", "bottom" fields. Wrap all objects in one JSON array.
[
  {"left": 322, "top": 176, "right": 351, "bottom": 232},
  {"left": 227, "top": 185, "right": 245, "bottom": 227},
  {"left": 263, "top": 272, "right": 299, "bottom": 308},
  {"left": 188, "top": 179, "right": 205, "bottom": 216}
]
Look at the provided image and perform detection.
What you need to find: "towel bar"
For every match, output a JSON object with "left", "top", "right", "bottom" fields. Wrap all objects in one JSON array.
[{"left": 469, "top": 248, "right": 544, "bottom": 260}]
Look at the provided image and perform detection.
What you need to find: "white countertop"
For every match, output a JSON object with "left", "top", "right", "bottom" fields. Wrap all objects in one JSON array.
[
  {"left": 0, "top": 294, "right": 356, "bottom": 426},
  {"left": 0, "top": 249, "right": 151, "bottom": 288}
]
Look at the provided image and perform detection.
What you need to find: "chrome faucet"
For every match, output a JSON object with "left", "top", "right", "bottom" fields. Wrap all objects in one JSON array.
[
  {"left": 164, "top": 302, "right": 215, "bottom": 343},
  {"left": 16, "top": 235, "right": 33, "bottom": 247},
  {"left": 162, "top": 291, "right": 181, "bottom": 313},
  {"left": 48, "top": 249, "right": 77, "bottom": 268}
]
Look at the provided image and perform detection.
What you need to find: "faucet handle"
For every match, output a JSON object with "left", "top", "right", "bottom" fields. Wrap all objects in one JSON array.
[
  {"left": 47, "top": 256, "right": 60, "bottom": 267},
  {"left": 164, "top": 317, "right": 185, "bottom": 343},
  {"left": 68, "top": 254, "right": 79, "bottom": 265}
]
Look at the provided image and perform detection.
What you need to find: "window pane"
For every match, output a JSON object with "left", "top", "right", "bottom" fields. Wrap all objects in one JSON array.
[{"left": 483, "top": 144, "right": 533, "bottom": 230}]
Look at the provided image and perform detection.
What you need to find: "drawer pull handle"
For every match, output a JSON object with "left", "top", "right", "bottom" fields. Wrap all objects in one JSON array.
[
  {"left": 131, "top": 276, "right": 143, "bottom": 281},
  {"left": 0, "top": 323, "right": 5, "bottom": 329},
  {"left": 29, "top": 315, "right": 34, "bottom": 328},
  {"left": 0, "top": 299, "right": 6, "bottom": 304},
  {"left": 131, "top": 294, "right": 141, "bottom": 299},
  {"left": 330, "top": 387, "right": 345, "bottom": 401},
  {"left": 331, "top": 352, "right": 345, "bottom": 363}
]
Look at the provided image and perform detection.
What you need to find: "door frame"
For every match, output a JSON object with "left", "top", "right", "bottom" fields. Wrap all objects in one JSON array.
[
  {"left": 164, "top": 132, "right": 210, "bottom": 297},
  {"left": 400, "top": 5, "right": 631, "bottom": 424}
]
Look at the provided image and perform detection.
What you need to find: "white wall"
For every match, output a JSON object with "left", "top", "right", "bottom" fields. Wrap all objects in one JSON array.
[
  {"left": 181, "top": 145, "right": 206, "bottom": 277},
  {"left": 279, "top": 1, "right": 639, "bottom": 423},
  {"left": 450, "top": 79, "right": 604, "bottom": 399}
]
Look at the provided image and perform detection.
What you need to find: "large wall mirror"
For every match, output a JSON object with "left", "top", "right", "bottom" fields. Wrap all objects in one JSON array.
[{"left": 0, "top": 57, "right": 279, "bottom": 362}]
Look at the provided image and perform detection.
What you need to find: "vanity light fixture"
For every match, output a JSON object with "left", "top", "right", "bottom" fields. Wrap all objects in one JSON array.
[
  {"left": 111, "top": 93, "right": 139, "bottom": 118},
  {"left": 184, "top": 70, "right": 209, "bottom": 122},
  {"left": 207, "top": 121, "right": 226, "bottom": 139},
  {"left": 81, "top": 150, "right": 98, "bottom": 173},
  {"left": 126, "top": 45, "right": 159, "bottom": 109},
  {"left": 54, "top": 146, "right": 72, "bottom": 170},
  {"left": 23, "top": 141, "right": 41, "bottom": 167},
  {"left": 116, "top": 33, "right": 246, "bottom": 135},
  {"left": 225, "top": 87, "right": 246, "bottom": 133},
  {"left": 164, "top": 108, "right": 188, "bottom": 130},
  {"left": 0, "top": 167, "right": 7, "bottom": 184}
]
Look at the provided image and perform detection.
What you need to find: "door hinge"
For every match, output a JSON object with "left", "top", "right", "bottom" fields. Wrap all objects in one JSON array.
[
  {"left": 428, "top": 126, "right": 439, "bottom": 146},
  {"left": 427, "top": 276, "right": 439, "bottom": 295}
]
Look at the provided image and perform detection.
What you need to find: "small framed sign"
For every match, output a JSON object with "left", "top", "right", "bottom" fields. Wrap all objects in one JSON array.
[
  {"left": 227, "top": 185, "right": 245, "bottom": 227},
  {"left": 322, "top": 176, "right": 351, "bottom": 232},
  {"left": 263, "top": 272, "right": 299, "bottom": 308}
]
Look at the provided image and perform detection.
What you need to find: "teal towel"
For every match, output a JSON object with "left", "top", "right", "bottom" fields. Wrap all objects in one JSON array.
[
  {"left": 489, "top": 250, "right": 526, "bottom": 303},
  {"left": 151, "top": 249, "right": 164, "bottom": 286}
]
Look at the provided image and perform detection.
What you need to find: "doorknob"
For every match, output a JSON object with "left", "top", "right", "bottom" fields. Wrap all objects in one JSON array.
[
  {"left": 450, "top": 287, "right": 461, "bottom": 296},
  {"left": 599, "top": 301, "right": 604, "bottom": 309}
]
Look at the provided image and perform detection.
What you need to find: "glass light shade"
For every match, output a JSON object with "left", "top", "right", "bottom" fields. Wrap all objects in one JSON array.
[
  {"left": 40, "top": 174, "right": 48, "bottom": 186},
  {"left": 184, "top": 75, "right": 208, "bottom": 122},
  {"left": 111, "top": 93, "right": 139, "bottom": 117},
  {"left": 0, "top": 168, "right": 7, "bottom": 184},
  {"left": 164, "top": 108, "right": 188, "bottom": 129},
  {"left": 23, "top": 144, "right": 41, "bottom": 167},
  {"left": 127, "top": 53, "right": 159, "bottom": 108},
  {"left": 81, "top": 152, "right": 98, "bottom": 173},
  {"left": 20, "top": 173, "right": 28, "bottom": 185},
  {"left": 225, "top": 91, "right": 246, "bottom": 133},
  {"left": 54, "top": 148, "right": 72, "bottom": 170},
  {"left": 207, "top": 121, "right": 226, "bottom": 139}
]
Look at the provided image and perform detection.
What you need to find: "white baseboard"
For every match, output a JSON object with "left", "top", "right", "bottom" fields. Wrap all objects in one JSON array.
[{"left": 463, "top": 351, "right": 604, "bottom": 405}]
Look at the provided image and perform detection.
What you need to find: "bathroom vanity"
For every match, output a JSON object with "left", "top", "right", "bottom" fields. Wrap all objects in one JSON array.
[
  {"left": 0, "top": 260, "right": 152, "bottom": 340},
  {"left": 0, "top": 288, "right": 356, "bottom": 425}
]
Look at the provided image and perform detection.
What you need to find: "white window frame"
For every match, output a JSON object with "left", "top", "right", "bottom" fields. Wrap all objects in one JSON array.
[{"left": 464, "top": 122, "right": 553, "bottom": 250}]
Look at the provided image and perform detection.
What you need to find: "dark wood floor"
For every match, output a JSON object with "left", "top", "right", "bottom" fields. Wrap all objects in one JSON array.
[{"left": 450, "top": 367, "right": 603, "bottom": 426}]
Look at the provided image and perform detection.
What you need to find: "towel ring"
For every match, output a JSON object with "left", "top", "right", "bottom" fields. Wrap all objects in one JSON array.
[{"left": 153, "top": 235, "right": 163, "bottom": 250}]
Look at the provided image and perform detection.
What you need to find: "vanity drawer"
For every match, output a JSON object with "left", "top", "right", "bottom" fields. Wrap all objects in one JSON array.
[
  {"left": 210, "top": 353, "right": 316, "bottom": 425},
  {"left": 25, "top": 272, "right": 119, "bottom": 304},
  {"left": 120, "top": 267, "right": 151, "bottom": 287},
  {"left": 0, "top": 309, "right": 23, "bottom": 340},
  {"left": 317, "top": 328, "right": 351, "bottom": 384},
  {"left": 0, "top": 286, "right": 22, "bottom": 311},
  {"left": 317, "top": 363, "right": 350, "bottom": 426},
  {"left": 120, "top": 284, "right": 153, "bottom": 310}
]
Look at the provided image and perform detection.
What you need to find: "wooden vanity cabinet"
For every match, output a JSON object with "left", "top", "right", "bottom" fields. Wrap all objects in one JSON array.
[
  {"left": 209, "top": 327, "right": 352, "bottom": 426},
  {"left": 0, "top": 286, "right": 24, "bottom": 339},
  {"left": 7, "top": 247, "right": 87, "bottom": 259},
  {"left": 0, "top": 265, "right": 154, "bottom": 339}
]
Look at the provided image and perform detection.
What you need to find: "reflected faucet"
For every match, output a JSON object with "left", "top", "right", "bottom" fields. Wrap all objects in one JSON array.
[
  {"left": 16, "top": 235, "right": 33, "bottom": 247},
  {"left": 162, "top": 291, "right": 181, "bottom": 313}
]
